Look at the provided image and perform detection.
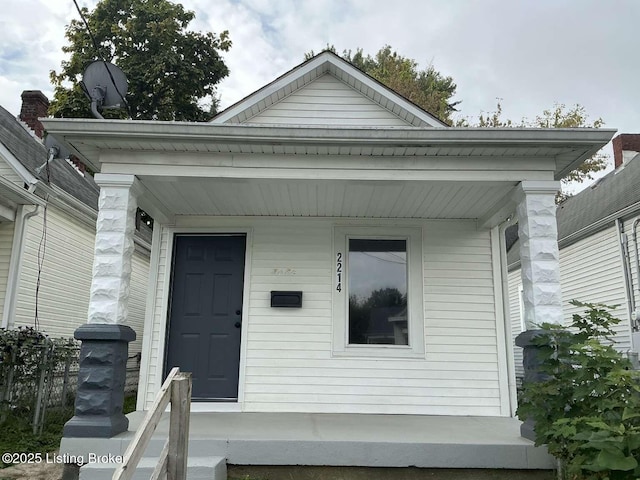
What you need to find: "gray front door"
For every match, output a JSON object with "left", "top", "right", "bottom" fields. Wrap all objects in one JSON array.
[{"left": 165, "top": 234, "right": 246, "bottom": 401}]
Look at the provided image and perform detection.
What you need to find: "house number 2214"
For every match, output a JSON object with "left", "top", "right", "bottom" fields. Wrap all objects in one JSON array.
[{"left": 336, "top": 253, "right": 343, "bottom": 292}]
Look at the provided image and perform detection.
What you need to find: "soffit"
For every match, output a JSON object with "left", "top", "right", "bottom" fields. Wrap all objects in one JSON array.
[{"left": 138, "top": 176, "right": 516, "bottom": 219}]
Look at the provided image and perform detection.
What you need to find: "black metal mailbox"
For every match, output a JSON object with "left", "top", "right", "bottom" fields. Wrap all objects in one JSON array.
[{"left": 270, "top": 291, "right": 303, "bottom": 308}]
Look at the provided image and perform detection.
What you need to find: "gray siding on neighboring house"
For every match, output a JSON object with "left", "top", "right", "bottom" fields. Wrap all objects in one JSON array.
[
  {"left": 510, "top": 225, "right": 632, "bottom": 381},
  {"left": 621, "top": 214, "right": 640, "bottom": 342},
  {"left": 144, "top": 217, "right": 506, "bottom": 417},
  {"left": 508, "top": 269, "right": 524, "bottom": 380},
  {"left": 0, "top": 221, "right": 15, "bottom": 319},
  {"left": 559, "top": 226, "right": 630, "bottom": 350},
  {"left": 246, "top": 74, "right": 412, "bottom": 127}
]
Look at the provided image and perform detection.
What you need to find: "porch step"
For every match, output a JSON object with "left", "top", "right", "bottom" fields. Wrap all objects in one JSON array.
[
  {"left": 61, "top": 413, "right": 556, "bottom": 471},
  {"left": 78, "top": 455, "right": 226, "bottom": 480}
]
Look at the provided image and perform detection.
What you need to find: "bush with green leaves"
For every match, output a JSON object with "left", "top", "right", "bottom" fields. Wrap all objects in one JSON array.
[{"left": 517, "top": 301, "right": 640, "bottom": 479}]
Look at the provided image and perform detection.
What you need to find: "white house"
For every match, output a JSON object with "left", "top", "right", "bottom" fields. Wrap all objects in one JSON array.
[
  {"left": 44, "top": 52, "right": 615, "bottom": 473},
  {"left": 0, "top": 93, "right": 150, "bottom": 383},
  {"left": 508, "top": 134, "right": 640, "bottom": 379}
]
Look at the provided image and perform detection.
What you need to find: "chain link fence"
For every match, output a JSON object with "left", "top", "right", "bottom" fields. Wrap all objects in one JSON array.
[
  {"left": 0, "top": 328, "right": 78, "bottom": 434},
  {"left": 1, "top": 327, "right": 141, "bottom": 435}
]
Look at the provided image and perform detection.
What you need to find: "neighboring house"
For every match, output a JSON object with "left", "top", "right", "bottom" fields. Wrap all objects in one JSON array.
[
  {"left": 44, "top": 52, "right": 615, "bottom": 471},
  {"left": 0, "top": 92, "right": 151, "bottom": 384},
  {"left": 508, "top": 134, "right": 640, "bottom": 380}
]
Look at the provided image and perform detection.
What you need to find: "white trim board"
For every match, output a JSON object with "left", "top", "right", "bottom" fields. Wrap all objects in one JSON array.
[{"left": 145, "top": 226, "right": 253, "bottom": 411}]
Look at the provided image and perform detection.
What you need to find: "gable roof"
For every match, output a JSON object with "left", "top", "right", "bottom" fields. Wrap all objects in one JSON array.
[
  {"left": 211, "top": 51, "right": 449, "bottom": 128},
  {"left": 0, "top": 105, "right": 100, "bottom": 209},
  {"left": 507, "top": 152, "right": 640, "bottom": 267}
]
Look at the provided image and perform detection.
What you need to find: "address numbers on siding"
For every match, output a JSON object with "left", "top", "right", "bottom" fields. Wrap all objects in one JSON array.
[{"left": 336, "top": 252, "right": 343, "bottom": 292}]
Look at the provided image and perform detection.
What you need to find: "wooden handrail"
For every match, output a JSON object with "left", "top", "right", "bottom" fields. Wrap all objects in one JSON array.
[{"left": 112, "top": 367, "right": 192, "bottom": 480}]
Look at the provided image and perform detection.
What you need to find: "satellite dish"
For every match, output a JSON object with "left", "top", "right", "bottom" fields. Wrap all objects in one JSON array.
[{"left": 80, "top": 61, "right": 128, "bottom": 119}]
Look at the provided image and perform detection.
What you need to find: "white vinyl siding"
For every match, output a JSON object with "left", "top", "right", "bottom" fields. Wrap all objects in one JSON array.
[
  {"left": 12, "top": 205, "right": 149, "bottom": 355},
  {"left": 145, "top": 217, "right": 503, "bottom": 416},
  {"left": 0, "top": 221, "right": 15, "bottom": 318},
  {"left": 246, "top": 74, "right": 412, "bottom": 127}
]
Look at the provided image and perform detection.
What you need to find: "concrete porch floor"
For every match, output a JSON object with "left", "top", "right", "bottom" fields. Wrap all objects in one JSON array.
[{"left": 61, "top": 412, "right": 555, "bottom": 470}]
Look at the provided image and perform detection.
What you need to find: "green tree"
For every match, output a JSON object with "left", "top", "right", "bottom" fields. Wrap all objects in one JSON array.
[
  {"left": 306, "top": 45, "right": 459, "bottom": 124},
  {"left": 49, "top": 0, "right": 231, "bottom": 121},
  {"left": 459, "top": 102, "right": 609, "bottom": 192}
]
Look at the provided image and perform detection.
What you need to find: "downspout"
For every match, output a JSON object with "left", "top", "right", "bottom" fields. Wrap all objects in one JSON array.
[
  {"left": 617, "top": 219, "right": 635, "bottom": 328},
  {"left": 1, "top": 204, "right": 40, "bottom": 329},
  {"left": 499, "top": 216, "right": 518, "bottom": 416},
  {"left": 632, "top": 217, "right": 640, "bottom": 330}
]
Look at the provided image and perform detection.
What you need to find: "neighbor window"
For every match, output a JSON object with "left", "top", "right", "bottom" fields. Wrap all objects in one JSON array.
[{"left": 333, "top": 227, "right": 424, "bottom": 357}]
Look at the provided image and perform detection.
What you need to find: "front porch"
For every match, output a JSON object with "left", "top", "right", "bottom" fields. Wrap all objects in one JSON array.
[{"left": 62, "top": 412, "right": 554, "bottom": 477}]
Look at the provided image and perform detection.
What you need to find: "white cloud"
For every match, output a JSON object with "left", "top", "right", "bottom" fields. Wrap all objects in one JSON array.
[{"left": 1, "top": 0, "right": 638, "bottom": 144}]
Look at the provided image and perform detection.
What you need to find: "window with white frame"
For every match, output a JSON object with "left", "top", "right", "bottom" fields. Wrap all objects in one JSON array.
[{"left": 332, "top": 226, "right": 425, "bottom": 357}]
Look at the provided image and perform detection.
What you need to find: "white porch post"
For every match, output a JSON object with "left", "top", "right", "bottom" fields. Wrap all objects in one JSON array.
[
  {"left": 516, "top": 180, "right": 563, "bottom": 328},
  {"left": 514, "top": 180, "right": 561, "bottom": 440},
  {"left": 64, "top": 174, "right": 142, "bottom": 438}
]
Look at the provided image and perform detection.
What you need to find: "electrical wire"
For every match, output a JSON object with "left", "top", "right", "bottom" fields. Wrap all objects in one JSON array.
[
  {"left": 34, "top": 197, "right": 48, "bottom": 331},
  {"left": 71, "top": 0, "right": 132, "bottom": 118}
]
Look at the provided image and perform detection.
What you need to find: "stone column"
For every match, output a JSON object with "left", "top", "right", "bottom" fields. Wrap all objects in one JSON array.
[
  {"left": 64, "top": 174, "right": 142, "bottom": 438},
  {"left": 513, "top": 180, "right": 562, "bottom": 440}
]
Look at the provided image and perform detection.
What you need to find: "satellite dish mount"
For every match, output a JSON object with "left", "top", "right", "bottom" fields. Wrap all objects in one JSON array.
[{"left": 80, "top": 61, "right": 129, "bottom": 119}]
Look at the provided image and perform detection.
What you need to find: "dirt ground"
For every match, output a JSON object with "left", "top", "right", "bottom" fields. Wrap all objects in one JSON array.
[
  {"left": 0, "top": 462, "right": 556, "bottom": 480},
  {"left": 0, "top": 460, "right": 63, "bottom": 480},
  {"left": 227, "top": 465, "right": 556, "bottom": 480}
]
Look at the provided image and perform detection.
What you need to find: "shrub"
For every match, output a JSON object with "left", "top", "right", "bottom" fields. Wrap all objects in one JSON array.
[{"left": 517, "top": 301, "right": 640, "bottom": 479}]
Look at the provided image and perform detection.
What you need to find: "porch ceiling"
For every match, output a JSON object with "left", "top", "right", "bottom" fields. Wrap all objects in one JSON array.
[{"left": 138, "top": 176, "right": 516, "bottom": 219}]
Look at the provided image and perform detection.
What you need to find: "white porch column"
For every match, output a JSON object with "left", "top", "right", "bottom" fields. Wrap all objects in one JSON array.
[
  {"left": 515, "top": 180, "right": 563, "bottom": 328},
  {"left": 88, "top": 174, "right": 143, "bottom": 325},
  {"left": 64, "top": 174, "right": 143, "bottom": 438},
  {"left": 514, "top": 180, "right": 561, "bottom": 440}
]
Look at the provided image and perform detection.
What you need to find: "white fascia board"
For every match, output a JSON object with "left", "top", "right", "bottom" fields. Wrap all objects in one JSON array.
[
  {"left": 41, "top": 119, "right": 617, "bottom": 147},
  {"left": 0, "top": 141, "right": 38, "bottom": 186},
  {"left": 40, "top": 119, "right": 617, "bottom": 178}
]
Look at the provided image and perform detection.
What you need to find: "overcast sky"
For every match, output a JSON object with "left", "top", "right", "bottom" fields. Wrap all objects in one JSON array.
[{"left": 1, "top": 0, "right": 638, "bottom": 178}]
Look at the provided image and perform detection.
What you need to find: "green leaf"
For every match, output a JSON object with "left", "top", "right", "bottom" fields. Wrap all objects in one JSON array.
[
  {"left": 595, "top": 449, "right": 638, "bottom": 471},
  {"left": 622, "top": 407, "right": 640, "bottom": 421}
]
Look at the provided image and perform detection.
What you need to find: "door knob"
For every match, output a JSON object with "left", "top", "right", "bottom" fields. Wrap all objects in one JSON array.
[
  {"left": 234, "top": 322, "right": 241, "bottom": 328},
  {"left": 235, "top": 310, "right": 242, "bottom": 315}
]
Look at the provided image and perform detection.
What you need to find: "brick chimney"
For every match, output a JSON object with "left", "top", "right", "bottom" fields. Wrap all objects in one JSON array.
[
  {"left": 612, "top": 134, "right": 640, "bottom": 169},
  {"left": 19, "top": 90, "right": 49, "bottom": 139}
]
